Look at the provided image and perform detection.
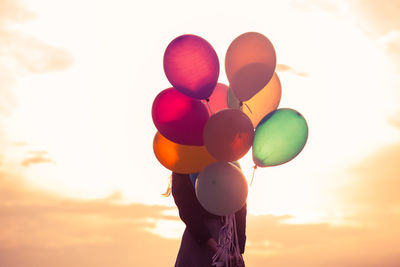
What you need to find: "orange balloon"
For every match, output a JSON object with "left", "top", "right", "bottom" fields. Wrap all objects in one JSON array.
[
  {"left": 153, "top": 132, "right": 216, "bottom": 174},
  {"left": 225, "top": 32, "right": 276, "bottom": 102},
  {"left": 243, "top": 72, "right": 281, "bottom": 127}
]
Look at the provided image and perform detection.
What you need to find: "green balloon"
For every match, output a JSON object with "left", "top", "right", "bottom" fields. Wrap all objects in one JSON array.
[{"left": 252, "top": 108, "right": 308, "bottom": 167}]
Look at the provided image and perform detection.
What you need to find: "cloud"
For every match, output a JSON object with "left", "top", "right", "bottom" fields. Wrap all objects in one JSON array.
[
  {"left": 353, "top": 0, "right": 400, "bottom": 36},
  {"left": 10, "top": 36, "right": 73, "bottom": 74},
  {"left": 290, "top": 0, "right": 400, "bottom": 70},
  {"left": 2, "top": 138, "right": 400, "bottom": 267},
  {"left": 21, "top": 151, "right": 54, "bottom": 167},
  {"left": 276, "top": 63, "right": 308, "bottom": 77},
  {"left": 342, "top": 141, "right": 400, "bottom": 220},
  {"left": 385, "top": 34, "right": 400, "bottom": 56},
  {"left": 3, "top": 146, "right": 400, "bottom": 267},
  {"left": 347, "top": 1, "right": 400, "bottom": 126},
  {"left": 245, "top": 215, "right": 400, "bottom": 267},
  {"left": 0, "top": 0, "right": 35, "bottom": 23},
  {"left": 241, "top": 140, "right": 400, "bottom": 267},
  {"left": 0, "top": 0, "right": 72, "bottom": 116},
  {"left": 0, "top": 2, "right": 399, "bottom": 266},
  {"left": 0, "top": 0, "right": 73, "bottom": 175},
  {"left": 388, "top": 111, "right": 400, "bottom": 128},
  {"left": 0, "top": 172, "right": 180, "bottom": 267},
  {"left": 0, "top": 23, "right": 73, "bottom": 77},
  {"left": 290, "top": 0, "right": 341, "bottom": 13},
  {"left": 377, "top": 30, "right": 400, "bottom": 70},
  {"left": 291, "top": 0, "right": 400, "bottom": 37},
  {"left": 13, "top": 141, "right": 29, "bottom": 146}
]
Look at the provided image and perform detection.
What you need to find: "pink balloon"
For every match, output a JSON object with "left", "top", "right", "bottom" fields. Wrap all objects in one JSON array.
[
  {"left": 163, "top": 35, "right": 220, "bottom": 100},
  {"left": 203, "top": 109, "right": 254, "bottom": 161},
  {"left": 201, "top": 83, "right": 229, "bottom": 115},
  {"left": 152, "top": 88, "right": 209, "bottom": 146}
]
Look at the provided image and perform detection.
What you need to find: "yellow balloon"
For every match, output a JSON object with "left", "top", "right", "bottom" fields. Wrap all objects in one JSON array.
[
  {"left": 153, "top": 132, "right": 216, "bottom": 174},
  {"left": 228, "top": 73, "right": 281, "bottom": 128},
  {"left": 243, "top": 72, "right": 281, "bottom": 127}
]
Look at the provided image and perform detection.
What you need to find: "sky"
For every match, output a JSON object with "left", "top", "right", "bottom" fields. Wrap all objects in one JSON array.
[{"left": 0, "top": 0, "right": 400, "bottom": 266}]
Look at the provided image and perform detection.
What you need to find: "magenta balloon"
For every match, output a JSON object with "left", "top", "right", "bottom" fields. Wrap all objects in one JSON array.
[
  {"left": 163, "top": 35, "right": 220, "bottom": 100},
  {"left": 203, "top": 109, "right": 254, "bottom": 161},
  {"left": 201, "top": 83, "right": 229, "bottom": 115},
  {"left": 152, "top": 88, "right": 209, "bottom": 146}
]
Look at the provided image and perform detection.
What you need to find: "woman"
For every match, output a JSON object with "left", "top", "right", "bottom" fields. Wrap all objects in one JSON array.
[{"left": 169, "top": 172, "right": 247, "bottom": 267}]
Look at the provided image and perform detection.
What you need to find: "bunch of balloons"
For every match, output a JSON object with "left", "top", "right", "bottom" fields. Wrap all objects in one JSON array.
[{"left": 152, "top": 32, "right": 308, "bottom": 216}]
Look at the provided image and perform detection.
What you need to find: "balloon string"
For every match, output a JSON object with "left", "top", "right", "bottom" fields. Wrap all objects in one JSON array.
[
  {"left": 244, "top": 103, "right": 252, "bottom": 114},
  {"left": 212, "top": 215, "right": 244, "bottom": 267},
  {"left": 250, "top": 165, "right": 257, "bottom": 186},
  {"left": 205, "top": 98, "right": 213, "bottom": 114}
]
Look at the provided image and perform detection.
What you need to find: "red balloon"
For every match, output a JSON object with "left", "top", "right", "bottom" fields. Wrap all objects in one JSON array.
[
  {"left": 152, "top": 88, "right": 209, "bottom": 146},
  {"left": 163, "top": 35, "right": 220, "bottom": 100},
  {"left": 201, "top": 83, "right": 229, "bottom": 115},
  {"left": 203, "top": 109, "right": 254, "bottom": 161}
]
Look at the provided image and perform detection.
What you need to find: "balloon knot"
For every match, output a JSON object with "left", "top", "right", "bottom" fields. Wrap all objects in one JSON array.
[
  {"left": 205, "top": 100, "right": 213, "bottom": 114},
  {"left": 239, "top": 101, "right": 243, "bottom": 107}
]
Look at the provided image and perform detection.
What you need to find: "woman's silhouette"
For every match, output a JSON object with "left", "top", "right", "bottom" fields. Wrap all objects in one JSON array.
[{"left": 169, "top": 172, "right": 247, "bottom": 267}]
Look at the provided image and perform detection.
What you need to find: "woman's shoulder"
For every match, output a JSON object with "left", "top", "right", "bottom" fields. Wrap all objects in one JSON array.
[
  {"left": 171, "top": 172, "right": 192, "bottom": 195},
  {"left": 172, "top": 172, "right": 190, "bottom": 186}
]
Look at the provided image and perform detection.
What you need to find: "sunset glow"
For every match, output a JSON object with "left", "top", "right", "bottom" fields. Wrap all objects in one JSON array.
[{"left": 1, "top": 0, "right": 400, "bottom": 266}]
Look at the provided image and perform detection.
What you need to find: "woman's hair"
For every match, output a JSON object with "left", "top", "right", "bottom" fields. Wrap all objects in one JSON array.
[{"left": 162, "top": 174, "right": 172, "bottom": 197}]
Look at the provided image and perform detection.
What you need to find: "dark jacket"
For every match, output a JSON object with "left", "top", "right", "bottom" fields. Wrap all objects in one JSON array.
[{"left": 171, "top": 172, "right": 247, "bottom": 254}]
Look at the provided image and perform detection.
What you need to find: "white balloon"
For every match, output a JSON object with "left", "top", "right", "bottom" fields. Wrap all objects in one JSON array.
[{"left": 195, "top": 162, "right": 248, "bottom": 216}]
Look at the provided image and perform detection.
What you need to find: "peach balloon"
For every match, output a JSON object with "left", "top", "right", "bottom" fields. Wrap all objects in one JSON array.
[
  {"left": 225, "top": 32, "right": 276, "bottom": 102},
  {"left": 153, "top": 132, "right": 216, "bottom": 174},
  {"left": 203, "top": 109, "right": 254, "bottom": 161}
]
